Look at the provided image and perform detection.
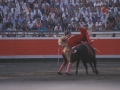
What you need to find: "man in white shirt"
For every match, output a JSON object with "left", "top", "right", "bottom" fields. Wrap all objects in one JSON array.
[
  {"left": 54, "top": 23, "right": 62, "bottom": 31},
  {"left": 28, "top": 0, "right": 35, "bottom": 9},
  {"left": 94, "top": 0, "right": 101, "bottom": 7},
  {"left": 87, "top": 19, "right": 93, "bottom": 35},
  {"left": 27, "top": 19, "right": 34, "bottom": 30},
  {"left": 101, "top": 14, "right": 108, "bottom": 28},
  {"left": 95, "top": 19, "right": 102, "bottom": 31}
]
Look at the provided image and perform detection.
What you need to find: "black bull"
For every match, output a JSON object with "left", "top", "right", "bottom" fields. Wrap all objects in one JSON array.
[{"left": 70, "top": 43, "right": 99, "bottom": 75}]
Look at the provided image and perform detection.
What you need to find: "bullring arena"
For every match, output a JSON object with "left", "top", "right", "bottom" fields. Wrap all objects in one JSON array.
[
  {"left": 0, "top": 33, "right": 120, "bottom": 90},
  {"left": 0, "top": 0, "right": 120, "bottom": 89}
]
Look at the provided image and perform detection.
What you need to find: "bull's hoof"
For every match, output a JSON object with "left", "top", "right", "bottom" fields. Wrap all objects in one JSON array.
[
  {"left": 57, "top": 72, "right": 63, "bottom": 75},
  {"left": 96, "top": 72, "right": 99, "bottom": 75},
  {"left": 75, "top": 72, "right": 78, "bottom": 75},
  {"left": 66, "top": 73, "right": 72, "bottom": 75},
  {"left": 85, "top": 73, "right": 88, "bottom": 76}
]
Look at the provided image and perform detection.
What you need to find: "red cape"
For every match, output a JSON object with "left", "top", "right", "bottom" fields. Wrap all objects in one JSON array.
[{"left": 68, "top": 28, "right": 91, "bottom": 48}]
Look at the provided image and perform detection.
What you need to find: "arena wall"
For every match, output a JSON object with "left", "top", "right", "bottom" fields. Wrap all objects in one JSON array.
[{"left": 0, "top": 37, "right": 120, "bottom": 59}]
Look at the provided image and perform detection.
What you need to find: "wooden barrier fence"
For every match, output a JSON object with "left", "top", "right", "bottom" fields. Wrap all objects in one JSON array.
[{"left": 0, "top": 37, "right": 120, "bottom": 58}]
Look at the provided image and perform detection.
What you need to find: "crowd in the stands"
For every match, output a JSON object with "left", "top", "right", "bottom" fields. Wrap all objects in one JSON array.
[{"left": 0, "top": 0, "right": 120, "bottom": 37}]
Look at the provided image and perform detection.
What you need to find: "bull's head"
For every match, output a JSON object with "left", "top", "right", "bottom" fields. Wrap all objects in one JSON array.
[{"left": 70, "top": 47, "right": 78, "bottom": 63}]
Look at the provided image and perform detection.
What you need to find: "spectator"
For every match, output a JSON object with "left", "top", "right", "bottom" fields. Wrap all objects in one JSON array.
[
  {"left": 49, "top": 9, "right": 55, "bottom": 19},
  {"left": 28, "top": 0, "right": 35, "bottom": 9},
  {"left": 35, "top": 18, "right": 42, "bottom": 28},
  {"left": 47, "top": 32, "right": 54, "bottom": 37},
  {"left": 96, "top": 6, "right": 103, "bottom": 18},
  {"left": 18, "top": 14, "right": 25, "bottom": 26},
  {"left": 71, "top": 15, "right": 78, "bottom": 22},
  {"left": 43, "top": 4, "right": 50, "bottom": 15},
  {"left": 111, "top": 8, "right": 117, "bottom": 17},
  {"left": 108, "top": 0, "right": 113, "bottom": 7},
  {"left": 107, "top": 13, "right": 116, "bottom": 30},
  {"left": 41, "top": 18, "right": 48, "bottom": 29},
  {"left": 38, "top": 32, "right": 46, "bottom": 37},
  {"left": 38, "top": 24, "right": 46, "bottom": 32},
  {"left": 33, "top": 0, "right": 39, "bottom": 9},
  {"left": 71, "top": 0, "right": 79, "bottom": 7},
  {"left": 101, "top": 24, "right": 106, "bottom": 31},
  {"left": 81, "top": 7, "right": 88, "bottom": 18},
  {"left": 112, "top": 33, "right": 116, "bottom": 37},
  {"left": 95, "top": 19, "right": 102, "bottom": 31},
  {"left": 26, "top": 9, "right": 34, "bottom": 18},
  {"left": 6, "top": 19, "right": 13, "bottom": 28},
  {"left": 94, "top": 0, "right": 101, "bottom": 7},
  {"left": 15, "top": 23, "right": 21, "bottom": 31},
  {"left": 61, "top": 4, "right": 68, "bottom": 13},
  {"left": 62, "top": 9, "right": 68, "bottom": 21},
  {"left": 69, "top": 10, "right": 74, "bottom": 19},
  {"left": 101, "top": 14, "right": 108, "bottom": 29},
  {"left": 7, "top": 32, "right": 16, "bottom": 37},
  {"left": 62, "top": 20, "right": 68, "bottom": 31},
  {"left": 41, "top": 13, "right": 48, "bottom": 21},
  {"left": 53, "top": 14, "right": 59, "bottom": 25},
  {"left": 79, "top": 18, "right": 86, "bottom": 28},
  {"left": 54, "top": 5, "right": 62, "bottom": 19},
  {"left": 7, "top": 25, "right": 16, "bottom": 31},
  {"left": 115, "top": 13, "right": 120, "bottom": 23},
  {"left": 100, "top": 0, "right": 106, "bottom": 6},
  {"left": 54, "top": 23, "right": 62, "bottom": 32},
  {"left": 24, "top": 4, "right": 30, "bottom": 13},
  {"left": 0, "top": 21, "right": 2, "bottom": 30},
  {"left": 10, "top": 13, "right": 17, "bottom": 24},
  {"left": 79, "top": 14, "right": 86, "bottom": 23},
  {"left": 20, "top": 32, "right": 26, "bottom": 37},
  {"left": 27, "top": 19, "right": 34, "bottom": 30},
  {"left": 42, "top": 0, "right": 50, "bottom": 12},
  {"left": 75, "top": 8, "right": 81, "bottom": 19},
  {"left": 1, "top": 32, "right": 7, "bottom": 38},
  {"left": 47, "top": 13, "right": 52, "bottom": 22},
  {"left": 93, "top": 34, "right": 96, "bottom": 37},
  {"left": 68, "top": 23, "right": 75, "bottom": 31},
  {"left": 21, "top": 22, "right": 29, "bottom": 31},
  {"left": 71, "top": 20, "right": 77, "bottom": 31},
  {"left": 87, "top": 19, "right": 94, "bottom": 31},
  {"left": 31, "top": 24, "right": 38, "bottom": 31},
  {"left": 0, "top": 9, "right": 3, "bottom": 23},
  {"left": 116, "top": 18, "right": 120, "bottom": 29},
  {"left": 1, "top": 24, "right": 7, "bottom": 31},
  {"left": 54, "top": 31, "right": 61, "bottom": 37},
  {"left": 33, "top": 8, "right": 42, "bottom": 19},
  {"left": 92, "top": 14, "right": 100, "bottom": 24},
  {"left": 47, "top": 25, "right": 53, "bottom": 31},
  {"left": 1, "top": 3, "right": 9, "bottom": 16},
  {"left": 32, "top": 32, "right": 37, "bottom": 37},
  {"left": 85, "top": 14, "right": 92, "bottom": 23},
  {"left": 65, "top": 14, "right": 71, "bottom": 24},
  {"left": 47, "top": 20, "right": 55, "bottom": 31}
]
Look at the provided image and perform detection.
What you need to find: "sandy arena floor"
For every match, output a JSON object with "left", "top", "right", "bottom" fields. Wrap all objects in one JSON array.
[{"left": 0, "top": 61, "right": 120, "bottom": 90}]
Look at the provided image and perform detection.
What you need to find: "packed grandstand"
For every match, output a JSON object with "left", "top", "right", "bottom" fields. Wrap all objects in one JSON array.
[{"left": 0, "top": 0, "right": 120, "bottom": 37}]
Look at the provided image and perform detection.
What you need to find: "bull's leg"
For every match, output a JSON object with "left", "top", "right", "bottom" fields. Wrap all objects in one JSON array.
[
  {"left": 93, "top": 60, "right": 99, "bottom": 75},
  {"left": 82, "top": 61, "right": 88, "bottom": 75},
  {"left": 90, "top": 62, "right": 95, "bottom": 74},
  {"left": 76, "top": 60, "right": 80, "bottom": 75}
]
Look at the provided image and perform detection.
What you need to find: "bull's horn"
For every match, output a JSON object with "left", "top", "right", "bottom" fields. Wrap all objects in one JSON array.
[
  {"left": 72, "top": 50, "right": 77, "bottom": 53},
  {"left": 72, "top": 46, "right": 76, "bottom": 49}
]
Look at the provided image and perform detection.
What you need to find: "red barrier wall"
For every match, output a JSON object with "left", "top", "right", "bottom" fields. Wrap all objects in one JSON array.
[{"left": 0, "top": 38, "right": 120, "bottom": 56}]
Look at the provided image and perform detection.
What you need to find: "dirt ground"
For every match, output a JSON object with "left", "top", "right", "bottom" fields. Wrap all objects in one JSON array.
[{"left": 0, "top": 61, "right": 120, "bottom": 90}]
